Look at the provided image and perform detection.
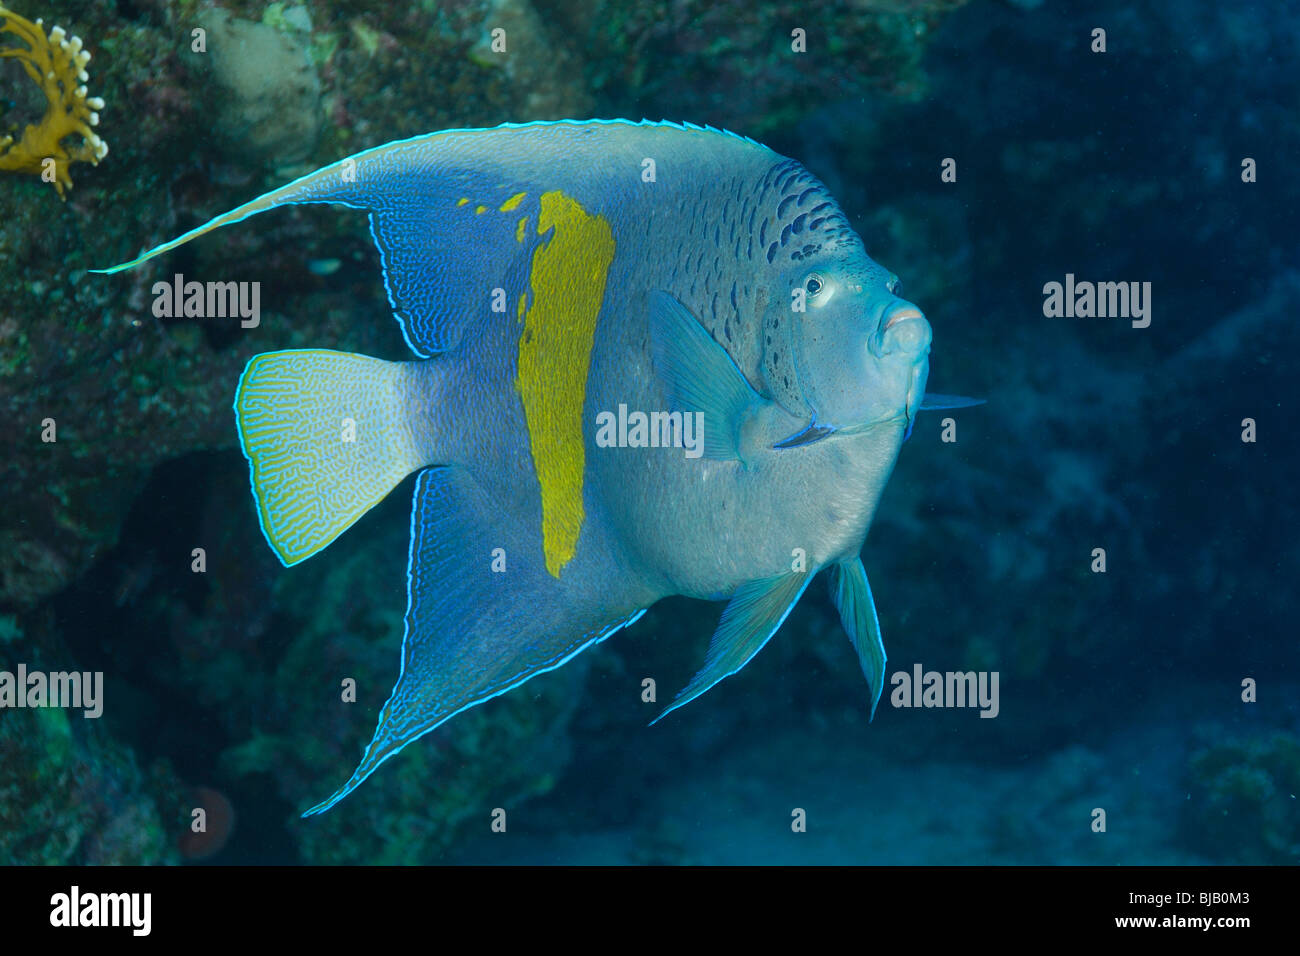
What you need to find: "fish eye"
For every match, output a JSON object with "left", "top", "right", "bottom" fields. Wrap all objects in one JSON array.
[
  {"left": 887, "top": 275, "right": 902, "bottom": 296},
  {"left": 804, "top": 274, "right": 825, "bottom": 297}
]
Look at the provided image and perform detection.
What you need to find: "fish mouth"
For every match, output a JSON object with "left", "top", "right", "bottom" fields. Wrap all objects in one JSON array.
[
  {"left": 869, "top": 302, "right": 932, "bottom": 359},
  {"left": 884, "top": 306, "right": 924, "bottom": 331},
  {"left": 880, "top": 307, "right": 931, "bottom": 357}
]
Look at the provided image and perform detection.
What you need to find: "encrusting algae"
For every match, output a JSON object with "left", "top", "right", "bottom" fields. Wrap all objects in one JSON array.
[{"left": 0, "top": 3, "right": 107, "bottom": 198}]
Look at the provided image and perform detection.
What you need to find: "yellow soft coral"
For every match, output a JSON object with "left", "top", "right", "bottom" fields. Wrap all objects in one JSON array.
[{"left": 0, "top": 3, "right": 107, "bottom": 198}]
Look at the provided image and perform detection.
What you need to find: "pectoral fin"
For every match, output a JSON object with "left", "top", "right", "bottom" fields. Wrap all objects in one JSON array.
[
  {"left": 651, "top": 571, "right": 812, "bottom": 724},
  {"left": 918, "top": 393, "right": 985, "bottom": 411},
  {"left": 648, "top": 290, "right": 762, "bottom": 460},
  {"left": 828, "top": 557, "right": 887, "bottom": 720},
  {"left": 905, "top": 394, "right": 985, "bottom": 441}
]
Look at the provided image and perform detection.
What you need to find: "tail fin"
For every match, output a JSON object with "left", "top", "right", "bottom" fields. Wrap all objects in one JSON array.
[{"left": 234, "top": 349, "right": 427, "bottom": 566}]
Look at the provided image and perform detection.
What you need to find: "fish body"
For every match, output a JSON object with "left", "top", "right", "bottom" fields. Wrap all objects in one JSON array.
[{"left": 97, "top": 120, "right": 950, "bottom": 814}]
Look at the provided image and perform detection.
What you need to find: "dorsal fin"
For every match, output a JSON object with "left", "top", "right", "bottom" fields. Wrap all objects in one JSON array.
[{"left": 92, "top": 119, "right": 773, "bottom": 357}]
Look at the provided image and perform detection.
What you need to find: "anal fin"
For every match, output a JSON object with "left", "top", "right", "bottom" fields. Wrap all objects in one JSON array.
[{"left": 302, "top": 467, "right": 645, "bottom": 816}]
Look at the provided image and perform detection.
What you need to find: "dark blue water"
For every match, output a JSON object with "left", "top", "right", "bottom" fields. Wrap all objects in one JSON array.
[{"left": 0, "top": 0, "right": 1294, "bottom": 865}]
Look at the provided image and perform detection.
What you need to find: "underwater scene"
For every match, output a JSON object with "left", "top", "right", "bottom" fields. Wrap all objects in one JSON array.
[{"left": 0, "top": 0, "right": 1295, "bottom": 870}]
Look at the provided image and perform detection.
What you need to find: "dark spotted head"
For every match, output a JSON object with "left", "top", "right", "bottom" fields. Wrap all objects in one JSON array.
[{"left": 754, "top": 159, "right": 931, "bottom": 433}]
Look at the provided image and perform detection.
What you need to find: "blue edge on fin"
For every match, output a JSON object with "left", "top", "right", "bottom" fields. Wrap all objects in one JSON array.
[
  {"left": 647, "top": 573, "right": 813, "bottom": 728},
  {"left": 300, "top": 472, "right": 646, "bottom": 817},
  {"left": 90, "top": 121, "right": 767, "bottom": 361}
]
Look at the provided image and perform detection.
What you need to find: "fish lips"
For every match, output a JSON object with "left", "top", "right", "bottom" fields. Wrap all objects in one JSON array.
[
  {"left": 870, "top": 302, "right": 932, "bottom": 423},
  {"left": 872, "top": 304, "right": 932, "bottom": 359}
]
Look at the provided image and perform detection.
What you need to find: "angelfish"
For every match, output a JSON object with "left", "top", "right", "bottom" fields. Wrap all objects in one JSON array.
[{"left": 96, "top": 120, "right": 978, "bottom": 815}]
